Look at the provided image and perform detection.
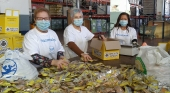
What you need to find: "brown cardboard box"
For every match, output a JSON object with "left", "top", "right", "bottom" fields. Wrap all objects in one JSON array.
[{"left": 90, "top": 38, "right": 121, "bottom": 60}]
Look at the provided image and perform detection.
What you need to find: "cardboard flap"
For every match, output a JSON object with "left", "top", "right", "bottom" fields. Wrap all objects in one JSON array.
[
  {"left": 90, "top": 38, "right": 103, "bottom": 50},
  {"left": 104, "top": 41, "right": 121, "bottom": 50}
]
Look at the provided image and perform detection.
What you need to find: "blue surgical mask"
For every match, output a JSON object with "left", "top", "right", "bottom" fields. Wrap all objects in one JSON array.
[
  {"left": 73, "top": 18, "right": 83, "bottom": 26},
  {"left": 119, "top": 20, "right": 128, "bottom": 27},
  {"left": 36, "top": 20, "right": 50, "bottom": 31}
]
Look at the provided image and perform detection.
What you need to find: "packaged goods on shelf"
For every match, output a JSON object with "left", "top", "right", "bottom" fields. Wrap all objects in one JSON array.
[
  {"left": 91, "top": 19, "right": 97, "bottom": 33},
  {"left": 96, "top": 19, "right": 102, "bottom": 32},
  {"left": 101, "top": 19, "right": 107, "bottom": 32},
  {"left": 51, "top": 19, "right": 63, "bottom": 30},
  {"left": 97, "top": 5, "right": 106, "bottom": 14}
]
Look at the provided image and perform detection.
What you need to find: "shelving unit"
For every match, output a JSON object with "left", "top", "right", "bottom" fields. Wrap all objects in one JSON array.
[{"left": 31, "top": 0, "right": 110, "bottom": 32}]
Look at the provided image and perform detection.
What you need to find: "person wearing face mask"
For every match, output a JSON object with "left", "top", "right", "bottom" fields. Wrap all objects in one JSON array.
[
  {"left": 110, "top": 12, "right": 137, "bottom": 45},
  {"left": 23, "top": 8, "right": 68, "bottom": 69},
  {"left": 63, "top": 8, "right": 106, "bottom": 61}
]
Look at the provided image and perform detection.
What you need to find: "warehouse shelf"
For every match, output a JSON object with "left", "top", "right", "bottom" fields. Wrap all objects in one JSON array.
[
  {"left": 31, "top": 0, "right": 110, "bottom": 31},
  {"left": 45, "top": 2, "right": 73, "bottom": 6},
  {"left": 31, "top": 0, "right": 44, "bottom": 3},
  {"left": 51, "top": 16, "right": 67, "bottom": 18},
  {"left": 84, "top": 15, "right": 109, "bottom": 19},
  {"left": 82, "top": 10, "right": 96, "bottom": 13},
  {"left": 32, "top": 1, "right": 73, "bottom": 6}
]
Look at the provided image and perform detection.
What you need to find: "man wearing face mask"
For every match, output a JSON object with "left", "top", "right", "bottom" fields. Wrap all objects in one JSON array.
[
  {"left": 23, "top": 8, "right": 68, "bottom": 69},
  {"left": 63, "top": 8, "right": 106, "bottom": 61},
  {"left": 110, "top": 12, "right": 137, "bottom": 45}
]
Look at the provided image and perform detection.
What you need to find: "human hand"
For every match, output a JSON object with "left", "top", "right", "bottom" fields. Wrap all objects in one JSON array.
[
  {"left": 98, "top": 35, "right": 107, "bottom": 41},
  {"left": 81, "top": 53, "right": 92, "bottom": 62},
  {"left": 51, "top": 59, "right": 69, "bottom": 69}
]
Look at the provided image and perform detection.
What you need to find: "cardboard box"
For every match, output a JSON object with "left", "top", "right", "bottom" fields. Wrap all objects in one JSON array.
[
  {"left": 158, "top": 43, "right": 167, "bottom": 51},
  {"left": 0, "top": 9, "right": 19, "bottom": 34},
  {"left": 12, "top": 36, "right": 24, "bottom": 52},
  {"left": 120, "top": 45, "right": 139, "bottom": 56},
  {"left": 90, "top": 38, "right": 121, "bottom": 60},
  {"left": 0, "top": 36, "right": 13, "bottom": 58}
]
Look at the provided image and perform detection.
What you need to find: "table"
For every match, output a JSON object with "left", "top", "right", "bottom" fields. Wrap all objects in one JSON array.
[{"left": 69, "top": 55, "right": 136, "bottom": 68}]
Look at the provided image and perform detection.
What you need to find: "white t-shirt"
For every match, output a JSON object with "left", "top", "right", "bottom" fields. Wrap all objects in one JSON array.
[
  {"left": 110, "top": 27, "right": 137, "bottom": 45},
  {"left": 23, "top": 27, "right": 64, "bottom": 60},
  {"left": 63, "top": 24, "right": 94, "bottom": 59}
]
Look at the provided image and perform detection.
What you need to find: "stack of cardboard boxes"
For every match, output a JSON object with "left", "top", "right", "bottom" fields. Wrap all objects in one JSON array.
[{"left": 0, "top": 9, "right": 24, "bottom": 58}]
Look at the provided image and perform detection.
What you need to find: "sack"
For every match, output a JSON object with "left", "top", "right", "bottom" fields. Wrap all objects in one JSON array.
[
  {"left": 135, "top": 46, "right": 170, "bottom": 85},
  {"left": 0, "top": 50, "right": 39, "bottom": 81}
]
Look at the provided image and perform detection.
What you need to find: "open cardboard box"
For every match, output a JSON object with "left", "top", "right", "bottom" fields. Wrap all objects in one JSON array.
[
  {"left": 120, "top": 45, "right": 139, "bottom": 56},
  {"left": 90, "top": 38, "right": 121, "bottom": 60}
]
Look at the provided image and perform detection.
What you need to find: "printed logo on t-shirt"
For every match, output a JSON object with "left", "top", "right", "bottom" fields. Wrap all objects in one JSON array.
[
  {"left": 49, "top": 46, "right": 55, "bottom": 53},
  {"left": 41, "top": 38, "right": 56, "bottom": 42},
  {"left": 116, "top": 34, "right": 128, "bottom": 37}
]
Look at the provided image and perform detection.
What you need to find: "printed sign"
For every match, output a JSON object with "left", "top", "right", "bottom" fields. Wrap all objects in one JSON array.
[
  {"left": 0, "top": 39, "right": 8, "bottom": 48},
  {"left": 104, "top": 52, "right": 119, "bottom": 58},
  {"left": 6, "top": 27, "right": 18, "bottom": 32},
  {"left": 2, "top": 59, "right": 17, "bottom": 78}
]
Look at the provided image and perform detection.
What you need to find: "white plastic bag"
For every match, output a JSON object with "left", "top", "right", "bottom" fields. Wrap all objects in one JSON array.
[
  {"left": 135, "top": 46, "right": 170, "bottom": 85},
  {"left": 0, "top": 50, "right": 39, "bottom": 81}
]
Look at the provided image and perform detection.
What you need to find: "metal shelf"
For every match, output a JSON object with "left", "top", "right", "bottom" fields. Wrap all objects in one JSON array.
[{"left": 51, "top": 16, "right": 67, "bottom": 18}]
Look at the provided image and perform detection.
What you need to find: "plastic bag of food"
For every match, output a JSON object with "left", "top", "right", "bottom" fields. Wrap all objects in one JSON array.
[
  {"left": 0, "top": 50, "right": 39, "bottom": 81},
  {"left": 135, "top": 46, "right": 170, "bottom": 86}
]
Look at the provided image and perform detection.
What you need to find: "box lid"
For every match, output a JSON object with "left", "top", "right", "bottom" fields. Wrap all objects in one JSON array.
[
  {"left": 90, "top": 38, "right": 103, "bottom": 50},
  {"left": 90, "top": 38, "right": 121, "bottom": 50}
]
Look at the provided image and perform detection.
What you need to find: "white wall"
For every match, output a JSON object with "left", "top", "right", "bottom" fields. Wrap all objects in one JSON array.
[
  {"left": 157, "top": 0, "right": 163, "bottom": 15},
  {"left": 0, "top": 0, "right": 30, "bottom": 15}
]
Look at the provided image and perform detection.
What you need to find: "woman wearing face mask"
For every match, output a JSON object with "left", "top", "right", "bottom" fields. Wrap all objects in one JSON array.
[
  {"left": 23, "top": 8, "right": 68, "bottom": 69},
  {"left": 110, "top": 12, "right": 137, "bottom": 45},
  {"left": 63, "top": 8, "right": 106, "bottom": 61}
]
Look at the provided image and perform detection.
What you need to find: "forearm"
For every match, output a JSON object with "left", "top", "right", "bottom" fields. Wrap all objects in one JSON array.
[
  {"left": 93, "top": 34, "right": 99, "bottom": 38},
  {"left": 31, "top": 54, "right": 52, "bottom": 67},
  {"left": 68, "top": 42, "right": 84, "bottom": 57}
]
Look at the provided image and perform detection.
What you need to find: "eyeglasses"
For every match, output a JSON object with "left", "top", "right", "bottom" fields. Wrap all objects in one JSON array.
[
  {"left": 74, "top": 16, "right": 83, "bottom": 19},
  {"left": 36, "top": 17, "right": 50, "bottom": 20}
]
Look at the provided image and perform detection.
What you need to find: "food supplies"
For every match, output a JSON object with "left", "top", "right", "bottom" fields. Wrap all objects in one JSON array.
[{"left": 0, "top": 60, "right": 167, "bottom": 93}]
